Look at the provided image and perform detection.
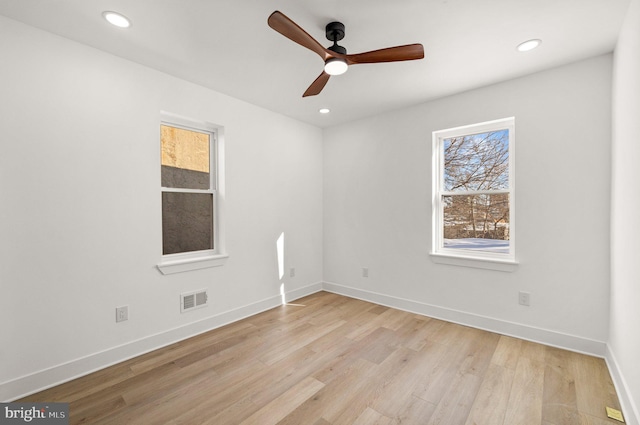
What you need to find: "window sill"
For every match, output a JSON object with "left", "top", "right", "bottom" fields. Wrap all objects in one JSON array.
[
  {"left": 429, "top": 252, "right": 518, "bottom": 272},
  {"left": 157, "top": 253, "right": 228, "bottom": 275}
]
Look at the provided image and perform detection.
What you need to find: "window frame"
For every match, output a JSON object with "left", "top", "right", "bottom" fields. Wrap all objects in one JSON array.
[
  {"left": 157, "top": 112, "right": 227, "bottom": 275},
  {"left": 431, "top": 117, "right": 517, "bottom": 270}
]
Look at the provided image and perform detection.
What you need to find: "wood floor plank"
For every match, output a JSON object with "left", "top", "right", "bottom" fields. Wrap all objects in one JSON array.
[
  {"left": 331, "top": 347, "right": 421, "bottom": 425},
  {"left": 396, "top": 316, "right": 446, "bottom": 351},
  {"left": 411, "top": 339, "right": 474, "bottom": 405},
  {"left": 120, "top": 360, "right": 217, "bottom": 406},
  {"left": 68, "top": 362, "right": 189, "bottom": 422},
  {"left": 491, "top": 335, "right": 523, "bottom": 369},
  {"left": 69, "top": 394, "right": 127, "bottom": 424},
  {"left": 502, "top": 356, "right": 546, "bottom": 425},
  {"left": 128, "top": 321, "right": 258, "bottom": 374},
  {"left": 277, "top": 358, "right": 377, "bottom": 425},
  {"left": 371, "top": 341, "right": 446, "bottom": 418},
  {"left": 21, "top": 360, "right": 136, "bottom": 404},
  {"left": 572, "top": 352, "right": 621, "bottom": 421},
  {"left": 276, "top": 296, "right": 334, "bottom": 323},
  {"left": 351, "top": 406, "right": 398, "bottom": 425},
  {"left": 378, "top": 307, "right": 417, "bottom": 331},
  {"left": 240, "top": 348, "right": 319, "bottom": 406},
  {"left": 464, "top": 363, "right": 515, "bottom": 425},
  {"left": 426, "top": 371, "right": 483, "bottom": 425},
  {"left": 165, "top": 394, "right": 256, "bottom": 425},
  {"left": 351, "top": 326, "right": 400, "bottom": 364},
  {"left": 207, "top": 347, "right": 322, "bottom": 416},
  {"left": 457, "top": 328, "right": 500, "bottom": 377},
  {"left": 430, "top": 321, "right": 471, "bottom": 347},
  {"left": 314, "top": 325, "right": 399, "bottom": 380},
  {"left": 239, "top": 376, "right": 324, "bottom": 425},
  {"left": 17, "top": 292, "right": 624, "bottom": 425},
  {"left": 258, "top": 319, "right": 346, "bottom": 366},
  {"left": 310, "top": 344, "right": 360, "bottom": 384},
  {"left": 92, "top": 369, "right": 224, "bottom": 425},
  {"left": 542, "top": 347, "right": 581, "bottom": 425},
  {"left": 369, "top": 305, "right": 390, "bottom": 315},
  {"left": 345, "top": 311, "right": 391, "bottom": 341},
  {"left": 578, "top": 412, "right": 622, "bottom": 425},
  {"left": 305, "top": 320, "right": 357, "bottom": 354},
  {"left": 395, "top": 396, "right": 438, "bottom": 425},
  {"left": 159, "top": 361, "right": 270, "bottom": 425},
  {"left": 519, "top": 339, "right": 547, "bottom": 363}
]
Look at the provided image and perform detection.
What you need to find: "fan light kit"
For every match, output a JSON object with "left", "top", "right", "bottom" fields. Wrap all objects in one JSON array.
[
  {"left": 102, "top": 11, "right": 131, "bottom": 28},
  {"left": 517, "top": 39, "right": 541, "bottom": 52},
  {"left": 268, "top": 11, "right": 424, "bottom": 97},
  {"left": 324, "top": 58, "right": 348, "bottom": 76}
]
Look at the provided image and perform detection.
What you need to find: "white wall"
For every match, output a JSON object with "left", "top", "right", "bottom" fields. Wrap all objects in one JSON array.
[
  {"left": 610, "top": 0, "right": 640, "bottom": 423},
  {"left": 323, "top": 54, "right": 612, "bottom": 354},
  {"left": 0, "top": 16, "right": 323, "bottom": 400}
]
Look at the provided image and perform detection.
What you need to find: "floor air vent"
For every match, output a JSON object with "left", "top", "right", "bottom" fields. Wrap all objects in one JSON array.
[{"left": 181, "top": 289, "right": 208, "bottom": 313}]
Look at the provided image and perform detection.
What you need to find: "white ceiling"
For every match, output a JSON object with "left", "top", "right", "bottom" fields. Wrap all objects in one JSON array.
[{"left": 0, "top": 0, "right": 630, "bottom": 128}]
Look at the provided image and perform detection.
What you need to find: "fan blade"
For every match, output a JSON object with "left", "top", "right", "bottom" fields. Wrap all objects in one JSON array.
[
  {"left": 303, "top": 72, "right": 331, "bottom": 97},
  {"left": 268, "top": 11, "right": 331, "bottom": 61},
  {"left": 345, "top": 43, "right": 424, "bottom": 65}
]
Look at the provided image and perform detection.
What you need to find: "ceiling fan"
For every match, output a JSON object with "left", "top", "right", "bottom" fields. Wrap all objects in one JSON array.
[{"left": 267, "top": 11, "right": 425, "bottom": 97}]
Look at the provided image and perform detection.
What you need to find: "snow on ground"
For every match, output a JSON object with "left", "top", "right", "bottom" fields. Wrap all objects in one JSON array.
[{"left": 444, "top": 238, "right": 509, "bottom": 253}]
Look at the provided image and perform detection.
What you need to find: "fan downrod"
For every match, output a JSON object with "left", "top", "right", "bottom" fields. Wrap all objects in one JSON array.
[{"left": 325, "top": 21, "right": 346, "bottom": 54}]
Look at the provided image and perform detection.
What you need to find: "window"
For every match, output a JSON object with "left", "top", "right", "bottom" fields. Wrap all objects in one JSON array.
[
  {"left": 432, "top": 117, "right": 516, "bottom": 268},
  {"left": 158, "top": 112, "right": 227, "bottom": 274}
]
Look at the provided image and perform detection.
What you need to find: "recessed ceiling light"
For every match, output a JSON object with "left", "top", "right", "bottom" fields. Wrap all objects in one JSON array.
[
  {"left": 102, "top": 11, "right": 131, "bottom": 28},
  {"left": 319, "top": 108, "right": 331, "bottom": 114},
  {"left": 517, "top": 39, "right": 541, "bottom": 52}
]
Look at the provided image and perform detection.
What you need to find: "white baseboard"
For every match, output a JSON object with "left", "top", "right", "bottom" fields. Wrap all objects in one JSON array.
[
  {"left": 1, "top": 282, "right": 323, "bottom": 402},
  {"left": 606, "top": 345, "right": 639, "bottom": 425},
  {"left": 322, "top": 281, "right": 607, "bottom": 357},
  {"left": 284, "top": 282, "right": 323, "bottom": 303}
]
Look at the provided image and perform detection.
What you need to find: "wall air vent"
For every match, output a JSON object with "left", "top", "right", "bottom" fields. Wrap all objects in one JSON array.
[{"left": 181, "top": 289, "right": 208, "bottom": 313}]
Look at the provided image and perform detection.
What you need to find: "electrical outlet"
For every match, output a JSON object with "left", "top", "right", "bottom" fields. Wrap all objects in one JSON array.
[
  {"left": 518, "top": 292, "right": 530, "bottom": 307},
  {"left": 116, "top": 306, "right": 129, "bottom": 322},
  {"left": 290, "top": 267, "right": 295, "bottom": 278},
  {"left": 362, "top": 267, "right": 369, "bottom": 278}
]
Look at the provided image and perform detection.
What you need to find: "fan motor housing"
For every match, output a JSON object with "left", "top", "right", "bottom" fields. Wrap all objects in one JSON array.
[
  {"left": 325, "top": 21, "right": 345, "bottom": 42},
  {"left": 328, "top": 44, "right": 347, "bottom": 55}
]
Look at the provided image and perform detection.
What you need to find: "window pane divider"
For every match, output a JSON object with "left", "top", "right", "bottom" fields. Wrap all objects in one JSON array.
[
  {"left": 441, "top": 189, "right": 510, "bottom": 196},
  {"left": 161, "top": 187, "right": 213, "bottom": 194}
]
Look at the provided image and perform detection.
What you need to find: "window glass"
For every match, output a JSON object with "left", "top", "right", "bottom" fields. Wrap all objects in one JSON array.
[
  {"left": 161, "top": 125, "right": 210, "bottom": 190},
  {"left": 443, "top": 130, "right": 509, "bottom": 192},
  {"left": 162, "top": 193, "right": 213, "bottom": 255},
  {"left": 443, "top": 193, "right": 510, "bottom": 252}
]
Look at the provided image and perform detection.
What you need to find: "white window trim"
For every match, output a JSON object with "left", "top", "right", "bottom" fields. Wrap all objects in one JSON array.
[
  {"left": 430, "top": 117, "right": 517, "bottom": 271},
  {"left": 157, "top": 111, "right": 227, "bottom": 275}
]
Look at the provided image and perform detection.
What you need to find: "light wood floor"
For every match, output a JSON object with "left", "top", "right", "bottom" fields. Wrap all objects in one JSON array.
[{"left": 21, "top": 291, "right": 622, "bottom": 425}]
